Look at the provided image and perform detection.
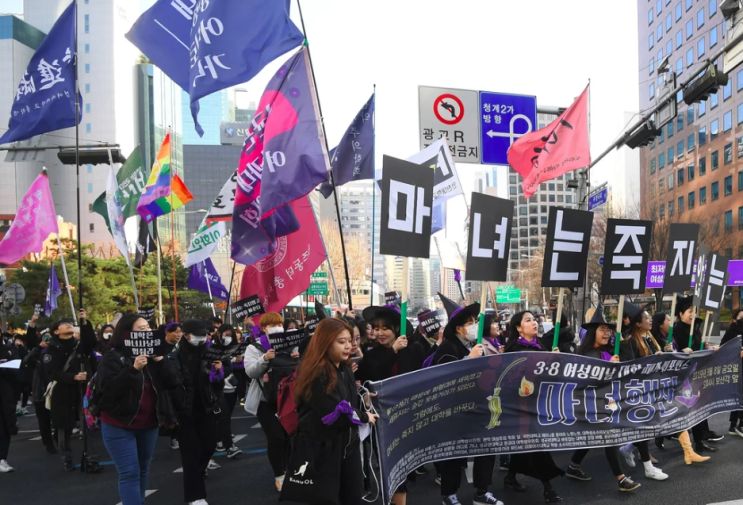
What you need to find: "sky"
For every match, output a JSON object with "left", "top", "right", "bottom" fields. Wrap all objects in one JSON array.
[{"left": 4, "top": 0, "right": 640, "bottom": 247}]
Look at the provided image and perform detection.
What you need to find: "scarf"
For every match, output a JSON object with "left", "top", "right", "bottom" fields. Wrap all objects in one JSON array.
[
  {"left": 516, "top": 336, "right": 542, "bottom": 350},
  {"left": 484, "top": 337, "right": 501, "bottom": 350},
  {"left": 321, "top": 399, "right": 362, "bottom": 426},
  {"left": 594, "top": 345, "right": 612, "bottom": 362}
]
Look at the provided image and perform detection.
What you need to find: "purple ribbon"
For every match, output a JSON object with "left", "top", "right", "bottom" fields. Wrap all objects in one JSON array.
[
  {"left": 454, "top": 269, "right": 461, "bottom": 282},
  {"left": 599, "top": 350, "right": 613, "bottom": 362},
  {"left": 259, "top": 335, "right": 271, "bottom": 351},
  {"left": 321, "top": 400, "right": 362, "bottom": 426},
  {"left": 484, "top": 337, "right": 501, "bottom": 350},
  {"left": 209, "top": 365, "right": 224, "bottom": 383},
  {"left": 516, "top": 337, "right": 542, "bottom": 350}
]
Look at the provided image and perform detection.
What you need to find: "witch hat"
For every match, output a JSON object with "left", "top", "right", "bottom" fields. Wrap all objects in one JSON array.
[
  {"left": 581, "top": 302, "right": 616, "bottom": 330},
  {"left": 675, "top": 295, "right": 694, "bottom": 318},
  {"left": 315, "top": 300, "right": 329, "bottom": 321},
  {"left": 438, "top": 292, "right": 480, "bottom": 328},
  {"left": 623, "top": 301, "right": 644, "bottom": 325}
]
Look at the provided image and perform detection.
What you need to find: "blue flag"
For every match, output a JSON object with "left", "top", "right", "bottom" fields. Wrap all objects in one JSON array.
[
  {"left": 0, "top": 1, "right": 81, "bottom": 145},
  {"left": 45, "top": 263, "right": 62, "bottom": 317},
  {"left": 187, "top": 258, "right": 229, "bottom": 301},
  {"left": 126, "top": 0, "right": 304, "bottom": 137},
  {"left": 320, "top": 93, "right": 375, "bottom": 198}
]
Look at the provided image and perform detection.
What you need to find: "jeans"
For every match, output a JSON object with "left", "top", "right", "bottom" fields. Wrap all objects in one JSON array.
[
  {"left": 101, "top": 422, "right": 159, "bottom": 505},
  {"left": 217, "top": 392, "right": 238, "bottom": 449}
]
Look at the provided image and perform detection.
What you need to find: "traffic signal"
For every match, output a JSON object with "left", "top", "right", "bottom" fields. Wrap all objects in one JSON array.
[
  {"left": 683, "top": 65, "right": 729, "bottom": 106},
  {"left": 625, "top": 120, "right": 661, "bottom": 149}
]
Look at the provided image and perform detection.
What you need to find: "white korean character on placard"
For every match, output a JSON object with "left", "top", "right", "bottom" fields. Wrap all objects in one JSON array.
[
  {"left": 550, "top": 210, "right": 584, "bottom": 282},
  {"left": 611, "top": 225, "right": 647, "bottom": 289},
  {"left": 472, "top": 213, "right": 508, "bottom": 259}
]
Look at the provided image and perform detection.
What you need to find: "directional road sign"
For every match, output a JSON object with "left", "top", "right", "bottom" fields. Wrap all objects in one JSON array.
[
  {"left": 588, "top": 187, "right": 608, "bottom": 211},
  {"left": 307, "top": 282, "right": 328, "bottom": 296},
  {"left": 479, "top": 92, "right": 537, "bottom": 165},
  {"left": 419, "top": 86, "right": 480, "bottom": 163}
]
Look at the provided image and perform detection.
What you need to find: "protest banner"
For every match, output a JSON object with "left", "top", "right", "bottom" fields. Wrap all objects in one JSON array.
[
  {"left": 201, "top": 343, "right": 240, "bottom": 362},
  {"left": 417, "top": 309, "right": 447, "bottom": 339},
  {"left": 267, "top": 329, "right": 305, "bottom": 353},
  {"left": 230, "top": 295, "right": 265, "bottom": 320},
  {"left": 369, "top": 338, "right": 743, "bottom": 504},
  {"left": 137, "top": 306, "right": 156, "bottom": 320},
  {"left": 33, "top": 304, "right": 43, "bottom": 316},
  {"left": 304, "top": 316, "right": 320, "bottom": 335}
]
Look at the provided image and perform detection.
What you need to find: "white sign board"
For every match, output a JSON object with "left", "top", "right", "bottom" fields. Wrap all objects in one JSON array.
[{"left": 419, "top": 86, "right": 480, "bottom": 164}]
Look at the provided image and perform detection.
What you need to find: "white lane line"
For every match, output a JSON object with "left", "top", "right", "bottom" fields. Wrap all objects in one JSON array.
[
  {"left": 707, "top": 501, "right": 743, "bottom": 505},
  {"left": 29, "top": 436, "right": 42, "bottom": 441},
  {"left": 252, "top": 422, "right": 261, "bottom": 429},
  {"left": 233, "top": 434, "right": 247, "bottom": 443},
  {"left": 465, "top": 460, "right": 473, "bottom": 484},
  {"left": 173, "top": 467, "right": 183, "bottom": 473},
  {"left": 18, "top": 430, "right": 39, "bottom": 433},
  {"left": 117, "top": 489, "right": 156, "bottom": 505}
]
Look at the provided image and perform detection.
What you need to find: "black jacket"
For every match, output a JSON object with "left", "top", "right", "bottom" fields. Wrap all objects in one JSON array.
[
  {"left": 431, "top": 334, "right": 470, "bottom": 365},
  {"left": 721, "top": 320, "right": 743, "bottom": 346},
  {"left": 43, "top": 321, "right": 97, "bottom": 430},
  {"left": 409, "top": 332, "right": 437, "bottom": 369},
  {"left": 170, "top": 342, "right": 223, "bottom": 418},
  {"left": 504, "top": 337, "right": 548, "bottom": 354},
  {"left": 23, "top": 343, "right": 51, "bottom": 403},
  {"left": 673, "top": 318, "right": 704, "bottom": 352},
  {"left": 297, "top": 363, "right": 368, "bottom": 445},
  {"left": 0, "top": 345, "right": 18, "bottom": 440},
  {"left": 97, "top": 349, "right": 180, "bottom": 427},
  {"left": 540, "top": 325, "right": 577, "bottom": 354},
  {"left": 355, "top": 344, "right": 417, "bottom": 384}
]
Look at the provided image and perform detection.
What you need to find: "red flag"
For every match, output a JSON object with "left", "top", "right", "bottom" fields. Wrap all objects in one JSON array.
[
  {"left": 507, "top": 86, "right": 590, "bottom": 198},
  {"left": 239, "top": 196, "right": 326, "bottom": 317}
]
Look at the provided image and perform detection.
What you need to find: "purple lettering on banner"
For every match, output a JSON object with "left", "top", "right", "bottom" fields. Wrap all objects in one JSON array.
[{"left": 645, "top": 260, "right": 743, "bottom": 289}]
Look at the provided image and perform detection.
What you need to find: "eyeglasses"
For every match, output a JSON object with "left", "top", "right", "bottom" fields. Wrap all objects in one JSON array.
[{"left": 597, "top": 327, "right": 613, "bottom": 335}]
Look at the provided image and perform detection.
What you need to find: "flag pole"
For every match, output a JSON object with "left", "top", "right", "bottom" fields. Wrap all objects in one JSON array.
[
  {"left": 73, "top": 0, "right": 83, "bottom": 309},
  {"left": 227, "top": 258, "right": 236, "bottom": 324},
  {"left": 56, "top": 235, "right": 77, "bottom": 325},
  {"left": 370, "top": 84, "right": 376, "bottom": 306},
  {"left": 155, "top": 223, "right": 164, "bottom": 324},
  {"left": 203, "top": 261, "right": 217, "bottom": 318},
  {"left": 167, "top": 128, "right": 179, "bottom": 321},
  {"left": 138, "top": 261, "right": 143, "bottom": 308},
  {"left": 296, "top": 0, "right": 353, "bottom": 309},
  {"left": 307, "top": 198, "right": 344, "bottom": 309}
]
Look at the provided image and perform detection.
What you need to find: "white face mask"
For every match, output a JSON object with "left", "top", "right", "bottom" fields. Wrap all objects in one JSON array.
[
  {"left": 187, "top": 335, "right": 207, "bottom": 346},
  {"left": 222, "top": 337, "right": 233, "bottom": 345},
  {"left": 103, "top": 333, "right": 112, "bottom": 340},
  {"left": 465, "top": 324, "right": 479, "bottom": 342},
  {"left": 267, "top": 327, "right": 284, "bottom": 335}
]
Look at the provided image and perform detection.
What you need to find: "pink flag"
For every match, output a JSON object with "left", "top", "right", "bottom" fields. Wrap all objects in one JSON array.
[
  {"left": 0, "top": 170, "right": 59, "bottom": 266},
  {"left": 507, "top": 86, "right": 590, "bottom": 198}
]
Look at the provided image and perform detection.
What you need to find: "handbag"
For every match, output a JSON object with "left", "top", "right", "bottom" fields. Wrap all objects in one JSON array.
[
  {"left": 279, "top": 434, "right": 343, "bottom": 504},
  {"left": 44, "top": 347, "right": 78, "bottom": 410}
]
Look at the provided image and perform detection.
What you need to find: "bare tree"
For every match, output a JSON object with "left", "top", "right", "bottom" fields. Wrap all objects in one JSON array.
[{"left": 319, "top": 219, "right": 371, "bottom": 306}]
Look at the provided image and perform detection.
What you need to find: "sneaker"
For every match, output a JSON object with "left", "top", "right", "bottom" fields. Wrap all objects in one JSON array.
[
  {"left": 644, "top": 465, "right": 668, "bottom": 481},
  {"left": 414, "top": 465, "right": 429, "bottom": 475},
  {"left": 170, "top": 438, "right": 179, "bottom": 450},
  {"left": 275, "top": 475, "right": 285, "bottom": 492},
  {"left": 442, "top": 495, "right": 461, "bottom": 505},
  {"left": 231, "top": 433, "right": 236, "bottom": 441},
  {"left": 207, "top": 459, "right": 220, "bottom": 470},
  {"left": 85, "top": 461, "right": 102, "bottom": 474},
  {"left": 21, "top": 407, "right": 28, "bottom": 415},
  {"left": 618, "top": 476, "right": 641, "bottom": 492},
  {"left": 619, "top": 446, "right": 636, "bottom": 468},
  {"left": 0, "top": 460, "right": 14, "bottom": 473},
  {"left": 435, "top": 474, "right": 442, "bottom": 485},
  {"left": 707, "top": 431, "right": 724, "bottom": 442},
  {"left": 215, "top": 442, "right": 226, "bottom": 452},
  {"left": 188, "top": 500, "right": 209, "bottom": 505},
  {"left": 498, "top": 461, "right": 509, "bottom": 471},
  {"left": 72, "top": 427, "right": 80, "bottom": 435},
  {"left": 566, "top": 466, "right": 591, "bottom": 481},
  {"left": 473, "top": 492, "right": 503, "bottom": 505},
  {"left": 63, "top": 460, "right": 75, "bottom": 472},
  {"left": 15, "top": 406, "right": 23, "bottom": 415},
  {"left": 734, "top": 427, "right": 743, "bottom": 438},
  {"left": 227, "top": 445, "right": 242, "bottom": 459}
]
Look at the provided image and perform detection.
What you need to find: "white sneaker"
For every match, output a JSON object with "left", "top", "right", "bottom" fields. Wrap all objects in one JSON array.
[
  {"left": 0, "top": 460, "right": 14, "bottom": 473},
  {"left": 207, "top": 459, "right": 220, "bottom": 470},
  {"left": 644, "top": 464, "right": 668, "bottom": 481},
  {"left": 619, "top": 446, "right": 636, "bottom": 468},
  {"left": 275, "top": 474, "right": 285, "bottom": 492},
  {"left": 188, "top": 500, "right": 209, "bottom": 505}
]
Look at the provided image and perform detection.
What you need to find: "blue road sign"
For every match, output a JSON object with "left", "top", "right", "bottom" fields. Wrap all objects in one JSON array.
[
  {"left": 588, "top": 187, "right": 608, "bottom": 211},
  {"left": 599, "top": 257, "right": 604, "bottom": 266},
  {"left": 479, "top": 92, "right": 537, "bottom": 165}
]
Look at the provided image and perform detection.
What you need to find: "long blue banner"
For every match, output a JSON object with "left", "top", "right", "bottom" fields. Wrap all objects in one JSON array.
[{"left": 369, "top": 338, "right": 743, "bottom": 504}]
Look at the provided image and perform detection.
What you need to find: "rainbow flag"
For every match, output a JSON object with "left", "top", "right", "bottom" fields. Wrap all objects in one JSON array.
[{"left": 137, "top": 133, "right": 193, "bottom": 223}]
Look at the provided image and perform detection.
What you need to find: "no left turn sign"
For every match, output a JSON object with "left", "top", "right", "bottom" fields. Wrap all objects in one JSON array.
[
  {"left": 419, "top": 86, "right": 480, "bottom": 163},
  {"left": 434, "top": 93, "right": 464, "bottom": 125}
]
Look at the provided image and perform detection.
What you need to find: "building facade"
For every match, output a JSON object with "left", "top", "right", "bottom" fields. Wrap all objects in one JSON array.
[
  {"left": 182, "top": 89, "right": 233, "bottom": 146},
  {"left": 638, "top": 0, "right": 741, "bottom": 310}
]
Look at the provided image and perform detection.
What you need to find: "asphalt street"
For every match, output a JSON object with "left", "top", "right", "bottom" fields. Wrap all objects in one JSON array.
[{"left": 3, "top": 403, "right": 743, "bottom": 505}]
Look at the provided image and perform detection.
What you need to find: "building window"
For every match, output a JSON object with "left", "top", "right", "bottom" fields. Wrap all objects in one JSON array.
[
  {"left": 87, "top": 163, "right": 92, "bottom": 173},
  {"left": 686, "top": 0, "right": 692, "bottom": 11},
  {"left": 649, "top": 7, "right": 654, "bottom": 24},
  {"left": 700, "top": 186, "right": 707, "bottom": 204},
  {"left": 725, "top": 175, "right": 733, "bottom": 195},
  {"left": 711, "top": 119, "right": 719, "bottom": 139},
  {"left": 668, "top": 173, "right": 674, "bottom": 189},
  {"left": 738, "top": 69, "right": 743, "bottom": 93},
  {"left": 660, "top": 203, "right": 666, "bottom": 220},
  {"left": 724, "top": 111, "right": 733, "bottom": 132},
  {"left": 738, "top": 103, "right": 743, "bottom": 125},
  {"left": 660, "top": 128, "right": 665, "bottom": 143},
  {"left": 739, "top": 171, "right": 743, "bottom": 191},
  {"left": 84, "top": 14, "right": 89, "bottom": 33},
  {"left": 676, "top": 2, "right": 682, "bottom": 20},
  {"left": 725, "top": 143, "right": 733, "bottom": 164},
  {"left": 725, "top": 210, "right": 733, "bottom": 231},
  {"left": 649, "top": 57, "right": 655, "bottom": 75},
  {"left": 688, "top": 191, "right": 695, "bottom": 209},
  {"left": 85, "top": 83, "right": 90, "bottom": 93},
  {"left": 739, "top": 207, "right": 743, "bottom": 230},
  {"left": 668, "top": 147, "right": 674, "bottom": 164},
  {"left": 676, "top": 114, "right": 684, "bottom": 131},
  {"left": 88, "top": 203, "right": 93, "bottom": 212},
  {"left": 85, "top": 63, "right": 89, "bottom": 73},
  {"left": 686, "top": 19, "right": 693, "bottom": 39},
  {"left": 548, "top": 195, "right": 555, "bottom": 202},
  {"left": 699, "top": 127, "right": 706, "bottom": 146},
  {"left": 669, "top": 199, "right": 675, "bottom": 217},
  {"left": 651, "top": 158, "right": 657, "bottom": 174},
  {"left": 667, "top": 121, "right": 674, "bottom": 138},
  {"left": 697, "top": 7, "right": 705, "bottom": 28},
  {"left": 677, "top": 140, "right": 684, "bottom": 159},
  {"left": 710, "top": 26, "right": 718, "bottom": 47},
  {"left": 85, "top": 103, "right": 90, "bottom": 113},
  {"left": 712, "top": 150, "right": 719, "bottom": 170},
  {"left": 649, "top": 33, "right": 654, "bottom": 50},
  {"left": 688, "top": 163, "right": 695, "bottom": 181},
  {"left": 676, "top": 29, "right": 683, "bottom": 50},
  {"left": 712, "top": 181, "right": 719, "bottom": 200},
  {"left": 739, "top": 137, "right": 743, "bottom": 158},
  {"left": 87, "top": 183, "right": 93, "bottom": 193},
  {"left": 657, "top": 0, "right": 663, "bottom": 15},
  {"left": 699, "top": 156, "right": 706, "bottom": 175},
  {"left": 86, "top": 123, "right": 91, "bottom": 133},
  {"left": 686, "top": 47, "right": 693, "bottom": 68},
  {"left": 699, "top": 99, "right": 706, "bottom": 116},
  {"left": 84, "top": 43, "right": 89, "bottom": 53},
  {"left": 548, "top": 183, "right": 555, "bottom": 191},
  {"left": 711, "top": 91, "right": 719, "bottom": 109},
  {"left": 688, "top": 106, "right": 694, "bottom": 124},
  {"left": 658, "top": 48, "right": 664, "bottom": 65},
  {"left": 659, "top": 177, "right": 665, "bottom": 193},
  {"left": 666, "top": 13, "right": 672, "bottom": 32},
  {"left": 89, "top": 223, "right": 94, "bottom": 232},
  {"left": 678, "top": 196, "right": 684, "bottom": 213},
  {"left": 710, "top": 0, "right": 717, "bottom": 16},
  {"left": 678, "top": 168, "right": 684, "bottom": 186},
  {"left": 657, "top": 24, "right": 663, "bottom": 41},
  {"left": 697, "top": 37, "right": 705, "bottom": 58}
]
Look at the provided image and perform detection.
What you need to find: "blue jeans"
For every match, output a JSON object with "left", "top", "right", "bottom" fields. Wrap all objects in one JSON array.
[{"left": 101, "top": 422, "right": 159, "bottom": 505}]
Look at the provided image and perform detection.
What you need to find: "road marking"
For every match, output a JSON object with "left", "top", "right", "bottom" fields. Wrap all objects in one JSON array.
[
  {"left": 707, "top": 501, "right": 743, "bottom": 505},
  {"left": 252, "top": 422, "right": 261, "bottom": 429},
  {"left": 232, "top": 415, "right": 255, "bottom": 419},
  {"left": 30, "top": 436, "right": 42, "bottom": 441},
  {"left": 465, "top": 460, "right": 473, "bottom": 484},
  {"left": 233, "top": 434, "right": 247, "bottom": 443},
  {"left": 117, "top": 490, "right": 156, "bottom": 505},
  {"left": 18, "top": 430, "right": 39, "bottom": 433},
  {"left": 173, "top": 467, "right": 183, "bottom": 473}
]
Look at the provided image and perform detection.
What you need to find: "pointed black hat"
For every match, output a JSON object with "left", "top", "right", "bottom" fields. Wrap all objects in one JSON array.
[
  {"left": 438, "top": 292, "right": 480, "bottom": 328},
  {"left": 581, "top": 302, "right": 616, "bottom": 330},
  {"left": 675, "top": 295, "right": 694, "bottom": 317},
  {"left": 623, "top": 301, "right": 644, "bottom": 325},
  {"left": 315, "top": 300, "right": 329, "bottom": 321}
]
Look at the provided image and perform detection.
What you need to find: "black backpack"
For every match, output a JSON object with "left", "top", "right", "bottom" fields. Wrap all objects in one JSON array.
[{"left": 252, "top": 342, "right": 298, "bottom": 405}]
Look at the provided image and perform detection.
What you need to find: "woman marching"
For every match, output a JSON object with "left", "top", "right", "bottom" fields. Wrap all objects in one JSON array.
[
  {"left": 279, "top": 318, "right": 378, "bottom": 505},
  {"left": 430, "top": 294, "right": 503, "bottom": 505},
  {"left": 721, "top": 308, "right": 743, "bottom": 436},
  {"left": 502, "top": 311, "right": 564, "bottom": 503},
  {"left": 564, "top": 304, "right": 641, "bottom": 492}
]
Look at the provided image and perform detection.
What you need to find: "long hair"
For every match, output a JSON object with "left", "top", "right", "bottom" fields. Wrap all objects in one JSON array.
[
  {"left": 355, "top": 318, "right": 368, "bottom": 344},
  {"left": 111, "top": 313, "right": 144, "bottom": 352},
  {"left": 294, "top": 318, "right": 353, "bottom": 403},
  {"left": 650, "top": 312, "right": 668, "bottom": 340},
  {"left": 576, "top": 326, "right": 602, "bottom": 356},
  {"left": 629, "top": 312, "right": 660, "bottom": 357},
  {"left": 483, "top": 313, "right": 496, "bottom": 338},
  {"left": 508, "top": 311, "right": 533, "bottom": 341}
]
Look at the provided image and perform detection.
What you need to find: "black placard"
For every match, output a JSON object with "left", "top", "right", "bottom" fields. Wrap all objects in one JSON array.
[
  {"left": 304, "top": 316, "right": 320, "bottom": 335},
  {"left": 465, "top": 192, "right": 514, "bottom": 282},
  {"left": 267, "top": 329, "right": 305, "bottom": 353},
  {"left": 700, "top": 252, "right": 730, "bottom": 312},
  {"left": 692, "top": 244, "right": 710, "bottom": 308},
  {"left": 417, "top": 309, "right": 447, "bottom": 339},
  {"left": 200, "top": 343, "right": 240, "bottom": 362},
  {"left": 33, "top": 304, "right": 43, "bottom": 316},
  {"left": 137, "top": 306, "right": 156, "bottom": 320},
  {"left": 663, "top": 223, "right": 700, "bottom": 294},
  {"left": 541, "top": 207, "right": 593, "bottom": 288},
  {"left": 230, "top": 295, "right": 265, "bottom": 320},
  {"left": 385, "top": 291, "right": 400, "bottom": 305},
  {"left": 120, "top": 329, "right": 164, "bottom": 357},
  {"left": 380, "top": 155, "right": 434, "bottom": 259},
  {"left": 600, "top": 218, "right": 653, "bottom": 295}
]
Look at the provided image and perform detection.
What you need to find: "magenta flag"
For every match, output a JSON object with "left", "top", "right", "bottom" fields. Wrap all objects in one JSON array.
[
  {"left": 507, "top": 85, "right": 591, "bottom": 198},
  {"left": 0, "top": 170, "right": 59, "bottom": 266}
]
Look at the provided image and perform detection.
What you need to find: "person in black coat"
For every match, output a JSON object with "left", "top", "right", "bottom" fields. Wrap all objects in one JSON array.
[
  {"left": 650, "top": 312, "right": 673, "bottom": 351},
  {"left": 540, "top": 309, "right": 576, "bottom": 354},
  {"left": 0, "top": 341, "right": 19, "bottom": 473},
  {"left": 43, "top": 309, "right": 100, "bottom": 472},
  {"left": 721, "top": 308, "right": 743, "bottom": 435},
  {"left": 213, "top": 323, "right": 241, "bottom": 458},
  {"left": 504, "top": 310, "right": 565, "bottom": 503},
  {"left": 23, "top": 326, "right": 56, "bottom": 454}
]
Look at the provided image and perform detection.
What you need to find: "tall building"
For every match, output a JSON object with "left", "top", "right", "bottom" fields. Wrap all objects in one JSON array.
[
  {"left": 429, "top": 255, "right": 441, "bottom": 298},
  {"left": 638, "top": 0, "right": 740, "bottom": 310},
  {"left": 409, "top": 257, "right": 431, "bottom": 313},
  {"left": 182, "top": 90, "right": 233, "bottom": 145},
  {"left": 441, "top": 267, "right": 462, "bottom": 302}
]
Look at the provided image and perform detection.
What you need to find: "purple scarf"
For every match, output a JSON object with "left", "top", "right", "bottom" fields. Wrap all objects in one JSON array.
[
  {"left": 209, "top": 364, "right": 224, "bottom": 383},
  {"left": 517, "top": 337, "right": 542, "bottom": 350},
  {"left": 484, "top": 337, "right": 501, "bottom": 350},
  {"left": 599, "top": 350, "right": 613, "bottom": 362},
  {"left": 321, "top": 400, "right": 362, "bottom": 426},
  {"left": 259, "top": 334, "right": 271, "bottom": 351}
]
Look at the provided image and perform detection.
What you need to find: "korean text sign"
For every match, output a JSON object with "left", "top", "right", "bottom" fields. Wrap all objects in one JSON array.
[
  {"left": 120, "top": 330, "right": 164, "bottom": 357},
  {"left": 230, "top": 295, "right": 265, "bottom": 320}
]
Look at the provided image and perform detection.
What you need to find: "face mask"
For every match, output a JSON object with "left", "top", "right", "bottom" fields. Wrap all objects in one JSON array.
[
  {"left": 187, "top": 335, "right": 207, "bottom": 346},
  {"left": 267, "top": 327, "right": 284, "bottom": 335},
  {"left": 103, "top": 333, "right": 112, "bottom": 340},
  {"left": 465, "top": 325, "right": 478, "bottom": 342},
  {"left": 222, "top": 337, "right": 233, "bottom": 345}
]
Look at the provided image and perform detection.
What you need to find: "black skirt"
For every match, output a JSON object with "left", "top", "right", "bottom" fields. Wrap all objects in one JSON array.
[{"left": 508, "top": 451, "right": 564, "bottom": 481}]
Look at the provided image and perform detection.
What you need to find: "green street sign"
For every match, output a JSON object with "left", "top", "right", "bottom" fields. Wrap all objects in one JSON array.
[
  {"left": 496, "top": 287, "right": 521, "bottom": 304},
  {"left": 308, "top": 282, "right": 328, "bottom": 296},
  {"left": 311, "top": 271, "right": 328, "bottom": 278}
]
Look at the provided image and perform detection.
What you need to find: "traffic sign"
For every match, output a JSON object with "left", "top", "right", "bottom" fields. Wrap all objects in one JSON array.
[
  {"left": 496, "top": 286, "right": 521, "bottom": 304},
  {"left": 599, "top": 257, "right": 604, "bottom": 266},
  {"left": 311, "top": 271, "right": 328, "bottom": 278},
  {"left": 419, "top": 86, "right": 480, "bottom": 163},
  {"left": 588, "top": 187, "right": 608, "bottom": 211},
  {"left": 479, "top": 92, "right": 537, "bottom": 165},
  {"left": 307, "top": 282, "right": 328, "bottom": 296}
]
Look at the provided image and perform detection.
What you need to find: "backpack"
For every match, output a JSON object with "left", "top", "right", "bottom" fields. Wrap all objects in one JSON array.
[
  {"left": 276, "top": 372, "right": 299, "bottom": 435},
  {"left": 83, "top": 372, "right": 102, "bottom": 431},
  {"left": 263, "top": 353, "right": 299, "bottom": 405}
]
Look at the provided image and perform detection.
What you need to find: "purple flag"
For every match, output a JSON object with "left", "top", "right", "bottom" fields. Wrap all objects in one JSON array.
[
  {"left": 320, "top": 93, "right": 375, "bottom": 198},
  {"left": 231, "top": 47, "right": 330, "bottom": 266},
  {"left": 187, "top": 258, "right": 229, "bottom": 301},
  {"left": 45, "top": 263, "right": 61, "bottom": 317}
]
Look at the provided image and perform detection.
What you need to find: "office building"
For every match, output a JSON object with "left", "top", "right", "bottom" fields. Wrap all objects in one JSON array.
[
  {"left": 638, "top": 0, "right": 740, "bottom": 309},
  {"left": 430, "top": 255, "right": 442, "bottom": 299},
  {"left": 182, "top": 89, "right": 233, "bottom": 146},
  {"left": 409, "top": 257, "right": 431, "bottom": 313}
]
